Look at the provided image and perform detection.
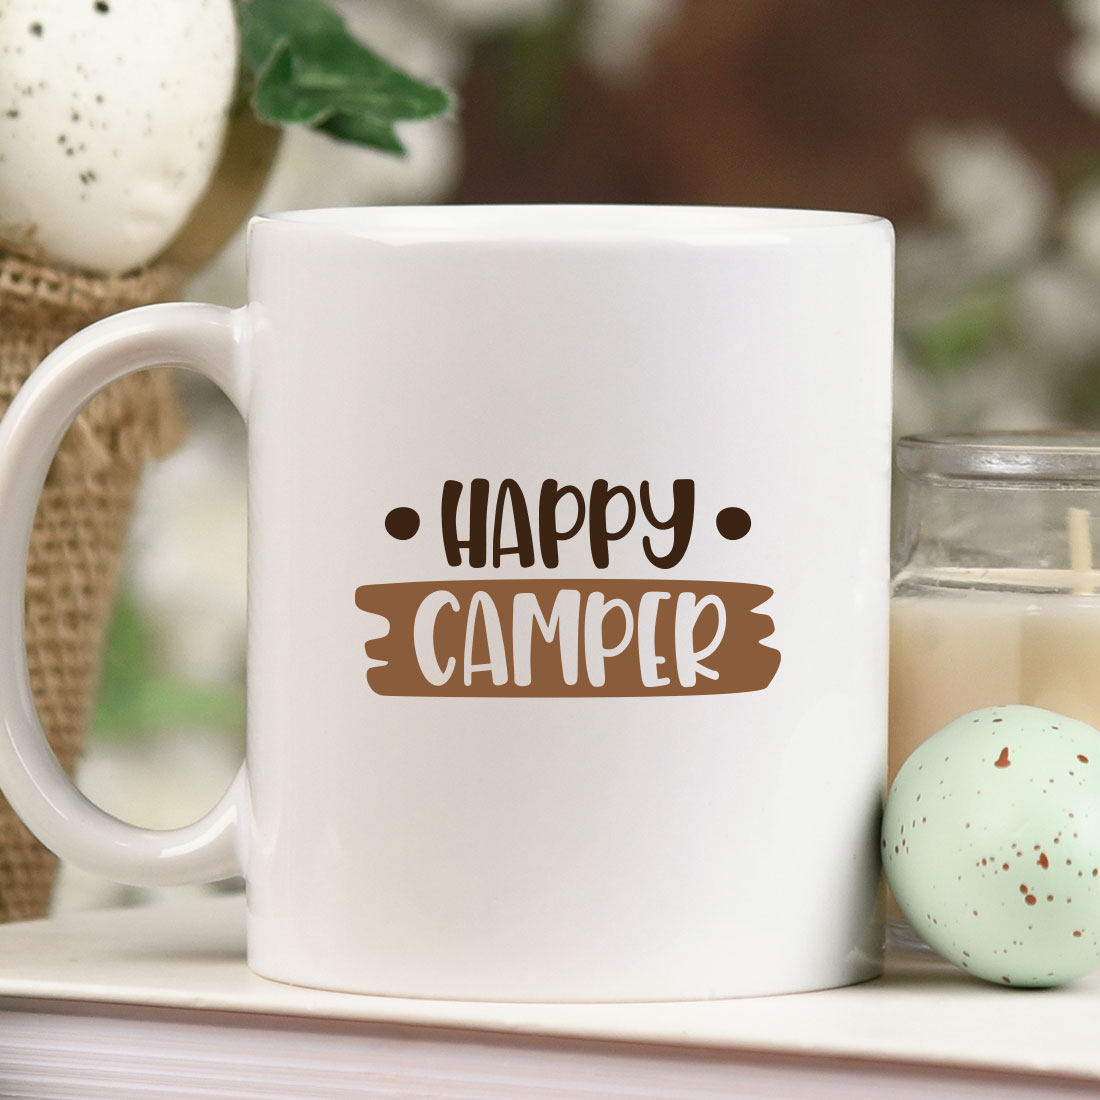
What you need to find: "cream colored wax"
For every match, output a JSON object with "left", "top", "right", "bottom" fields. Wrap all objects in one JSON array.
[{"left": 889, "top": 584, "right": 1100, "bottom": 788}]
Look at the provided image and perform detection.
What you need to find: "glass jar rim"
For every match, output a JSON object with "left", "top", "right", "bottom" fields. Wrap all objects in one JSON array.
[{"left": 897, "top": 430, "right": 1100, "bottom": 484}]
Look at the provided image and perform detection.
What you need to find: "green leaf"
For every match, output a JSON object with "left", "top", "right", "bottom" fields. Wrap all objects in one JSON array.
[
  {"left": 237, "top": 0, "right": 451, "bottom": 155},
  {"left": 902, "top": 281, "right": 1014, "bottom": 376},
  {"left": 92, "top": 593, "right": 245, "bottom": 742},
  {"left": 494, "top": 0, "right": 586, "bottom": 140}
]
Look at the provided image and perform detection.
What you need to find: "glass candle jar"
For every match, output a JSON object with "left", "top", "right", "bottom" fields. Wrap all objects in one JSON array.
[{"left": 890, "top": 431, "right": 1100, "bottom": 788}]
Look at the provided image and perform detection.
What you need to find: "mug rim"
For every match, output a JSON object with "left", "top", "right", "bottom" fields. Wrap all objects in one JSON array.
[{"left": 249, "top": 204, "right": 889, "bottom": 243}]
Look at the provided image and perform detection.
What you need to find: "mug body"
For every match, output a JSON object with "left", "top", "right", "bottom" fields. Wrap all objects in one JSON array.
[{"left": 243, "top": 206, "right": 894, "bottom": 1000}]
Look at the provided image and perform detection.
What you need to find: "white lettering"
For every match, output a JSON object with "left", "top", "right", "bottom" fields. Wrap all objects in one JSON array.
[
  {"left": 463, "top": 590, "right": 509, "bottom": 686},
  {"left": 637, "top": 591, "right": 671, "bottom": 687},
  {"left": 675, "top": 592, "right": 726, "bottom": 687},
  {"left": 413, "top": 590, "right": 460, "bottom": 685},
  {"left": 584, "top": 592, "right": 634, "bottom": 688},
  {"left": 512, "top": 590, "right": 581, "bottom": 686}
]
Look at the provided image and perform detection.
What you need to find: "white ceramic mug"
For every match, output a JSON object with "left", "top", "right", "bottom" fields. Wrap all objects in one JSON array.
[{"left": 0, "top": 206, "right": 893, "bottom": 1001}]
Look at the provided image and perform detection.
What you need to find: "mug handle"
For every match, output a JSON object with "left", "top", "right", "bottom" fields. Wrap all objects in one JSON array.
[{"left": 0, "top": 301, "right": 248, "bottom": 886}]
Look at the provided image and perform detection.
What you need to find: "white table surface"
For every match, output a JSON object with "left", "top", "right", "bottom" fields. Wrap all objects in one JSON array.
[{"left": 0, "top": 895, "right": 1096, "bottom": 1080}]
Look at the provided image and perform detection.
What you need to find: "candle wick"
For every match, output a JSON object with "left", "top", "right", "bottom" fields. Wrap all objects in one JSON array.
[{"left": 1068, "top": 506, "right": 1093, "bottom": 595}]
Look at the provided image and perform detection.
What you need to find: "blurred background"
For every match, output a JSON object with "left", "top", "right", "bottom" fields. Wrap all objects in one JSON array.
[{"left": 56, "top": 0, "right": 1100, "bottom": 909}]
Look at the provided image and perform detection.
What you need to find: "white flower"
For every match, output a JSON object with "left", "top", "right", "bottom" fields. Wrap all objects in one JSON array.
[
  {"left": 332, "top": 0, "right": 468, "bottom": 83},
  {"left": 126, "top": 410, "right": 247, "bottom": 686},
  {"left": 1063, "top": 185, "right": 1100, "bottom": 274},
  {"left": 1012, "top": 259, "right": 1100, "bottom": 365},
  {"left": 579, "top": 0, "right": 680, "bottom": 81},
  {"left": 413, "top": 0, "right": 562, "bottom": 33},
  {"left": 1063, "top": 0, "right": 1100, "bottom": 113},
  {"left": 1064, "top": 0, "right": 1100, "bottom": 32},
  {"left": 1064, "top": 34, "right": 1100, "bottom": 112},
  {"left": 911, "top": 128, "right": 1052, "bottom": 275},
  {"left": 896, "top": 225, "right": 985, "bottom": 320},
  {"left": 926, "top": 354, "right": 1060, "bottom": 433}
]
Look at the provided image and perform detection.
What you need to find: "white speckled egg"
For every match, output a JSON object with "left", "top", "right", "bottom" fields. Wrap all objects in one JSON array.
[
  {"left": 884, "top": 705, "right": 1100, "bottom": 987},
  {"left": 0, "top": 0, "right": 237, "bottom": 274}
]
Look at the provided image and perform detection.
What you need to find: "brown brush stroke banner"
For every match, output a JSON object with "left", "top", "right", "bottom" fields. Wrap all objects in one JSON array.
[{"left": 354, "top": 579, "right": 780, "bottom": 698}]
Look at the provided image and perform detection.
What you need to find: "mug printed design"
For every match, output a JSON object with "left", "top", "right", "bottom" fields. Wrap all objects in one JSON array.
[{"left": 355, "top": 479, "right": 781, "bottom": 697}]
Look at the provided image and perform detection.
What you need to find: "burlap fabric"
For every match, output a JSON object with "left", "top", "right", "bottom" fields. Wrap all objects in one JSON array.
[{"left": 0, "top": 253, "right": 186, "bottom": 921}]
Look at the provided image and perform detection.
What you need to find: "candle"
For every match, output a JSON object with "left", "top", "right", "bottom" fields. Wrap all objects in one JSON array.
[
  {"left": 887, "top": 431, "right": 1100, "bottom": 935},
  {"left": 889, "top": 580, "right": 1100, "bottom": 787},
  {"left": 889, "top": 432, "right": 1100, "bottom": 778}
]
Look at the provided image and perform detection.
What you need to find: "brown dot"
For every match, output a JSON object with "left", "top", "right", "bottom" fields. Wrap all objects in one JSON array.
[
  {"left": 1026, "top": 895, "right": 1037, "bottom": 905},
  {"left": 716, "top": 507, "right": 751, "bottom": 541},
  {"left": 1075, "top": 930, "right": 1083, "bottom": 937},
  {"left": 384, "top": 506, "right": 420, "bottom": 540},
  {"left": 1039, "top": 853, "right": 1049, "bottom": 869},
  {"left": 1002, "top": 863, "right": 1010, "bottom": 871},
  {"left": 1047, "top": 895, "right": 1055, "bottom": 902},
  {"left": 1079, "top": 755, "right": 1090, "bottom": 764},
  {"left": 1020, "top": 884, "right": 1029, "bottom": 894}
]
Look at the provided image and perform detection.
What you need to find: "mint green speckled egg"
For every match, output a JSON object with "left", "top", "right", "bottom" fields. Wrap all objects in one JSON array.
[{"left": 883, "top": 705, "right": 1100, "bottom": 987}]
